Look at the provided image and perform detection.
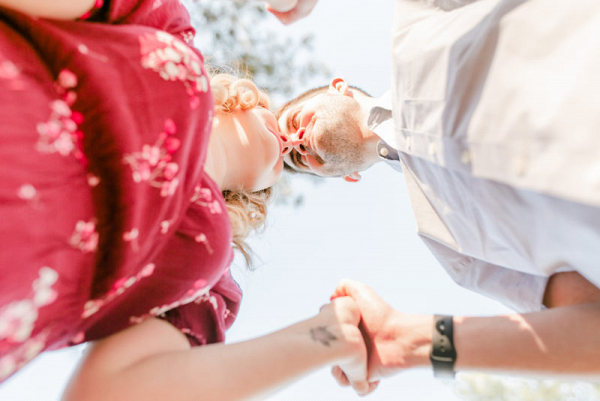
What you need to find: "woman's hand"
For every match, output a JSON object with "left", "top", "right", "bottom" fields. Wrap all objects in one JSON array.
[
  {"left": 316, "top": 296, "right": 378, "bottom": 396},
  {"left": 330, "top": 280, "right": 432, "bottom": 395},
  {"left": 265, "top": 0, "right": 318, "bottom": 25}
]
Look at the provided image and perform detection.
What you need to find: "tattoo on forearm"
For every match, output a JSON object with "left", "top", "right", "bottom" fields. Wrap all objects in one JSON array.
[{"left": 310, "top": 326, "right": 337, "bottom": 347}]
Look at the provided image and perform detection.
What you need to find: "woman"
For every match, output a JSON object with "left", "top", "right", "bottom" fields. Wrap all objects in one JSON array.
[{"left": 0, "top": 0, "right": 369, "bottom": 398}]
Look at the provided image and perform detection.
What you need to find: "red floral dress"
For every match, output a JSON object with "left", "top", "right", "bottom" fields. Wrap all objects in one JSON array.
[{"left": 0, "top": 0, "right": 241, "bottom": 382}]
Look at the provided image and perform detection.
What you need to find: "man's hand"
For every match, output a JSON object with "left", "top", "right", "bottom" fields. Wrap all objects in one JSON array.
[
  {"left": 331, "top": 279, "right": 433, "bottom": 395},
  {"left": 266, "top": 0, "right": 318, "bottom": 25}
]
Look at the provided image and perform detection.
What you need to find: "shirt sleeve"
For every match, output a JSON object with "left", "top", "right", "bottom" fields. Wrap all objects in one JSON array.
[
  {"left": 160, "top": 269, "right": 242, "bottom": 347},
  {"left": 420, "top": 234, "right": 549, "bottom": 313}
]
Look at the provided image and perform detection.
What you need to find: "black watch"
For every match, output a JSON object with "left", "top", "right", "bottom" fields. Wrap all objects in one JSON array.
[{"left": 429, "top": 315, "right": 456, "bottom": 379}]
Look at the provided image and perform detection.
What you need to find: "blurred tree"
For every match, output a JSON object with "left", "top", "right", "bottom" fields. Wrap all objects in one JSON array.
[
  {"left": 183, "top": 0, "right": 329, "bottom": 107},
  {"left": 455, "top": 373, "right": 600, "bottom": 401}
]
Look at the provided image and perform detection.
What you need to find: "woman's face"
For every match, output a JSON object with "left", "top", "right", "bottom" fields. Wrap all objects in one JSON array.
[{"left": 213, "top": 106, "right": 287, "bottom": 192}]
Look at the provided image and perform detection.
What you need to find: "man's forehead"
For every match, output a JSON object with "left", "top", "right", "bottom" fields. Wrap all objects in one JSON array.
[
  {"left": 276, "top": 86, "right": 329, "bottom": 120},
  {"left": 277, "top": 95, "right": 310, "bottom": 122}
]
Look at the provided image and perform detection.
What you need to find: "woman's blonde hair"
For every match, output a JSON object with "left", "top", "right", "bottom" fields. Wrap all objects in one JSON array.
[{"left": 210, "top": 74, "right": 273, "bottom": 267}]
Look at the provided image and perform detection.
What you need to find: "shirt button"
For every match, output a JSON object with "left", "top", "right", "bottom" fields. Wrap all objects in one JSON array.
[{"left": 379, "top": 147, "right": 389, "bottom": 157}]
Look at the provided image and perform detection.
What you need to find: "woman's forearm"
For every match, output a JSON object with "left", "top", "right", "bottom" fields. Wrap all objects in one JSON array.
[
  {"left": 112, "top": 321, "right": 355, "bottom": 401},
  {"left": 0, "top": 0, "right": 96, "bottom": 19},
  {"left": 63, "top": 304, "right": 364, "bottom": 401}
]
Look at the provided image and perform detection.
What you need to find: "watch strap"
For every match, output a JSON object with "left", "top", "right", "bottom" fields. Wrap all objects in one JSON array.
[{"left": 429, "top": 315, "right": 456, "bottom": 379}]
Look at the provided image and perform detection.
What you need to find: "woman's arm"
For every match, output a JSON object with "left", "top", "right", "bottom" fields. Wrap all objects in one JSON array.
[
  {"left": 62, "top": 297, "right": 368, "bottom": 401},
  {"left": 0, "top": 0, "right": 96, "bottom": 19}
]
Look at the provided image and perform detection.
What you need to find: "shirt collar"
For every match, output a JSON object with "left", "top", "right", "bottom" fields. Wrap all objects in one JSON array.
[
  {"left": 366, "top": 91, "right": 398, "bottom": 149},
  {"left": 366, "top": 91, "right": 402, "bottom": 172}
]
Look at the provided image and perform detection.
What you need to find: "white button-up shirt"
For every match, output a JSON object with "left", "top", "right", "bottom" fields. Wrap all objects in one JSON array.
[{"left": 373, "top": 0, "right": 600, "bottom": 312}]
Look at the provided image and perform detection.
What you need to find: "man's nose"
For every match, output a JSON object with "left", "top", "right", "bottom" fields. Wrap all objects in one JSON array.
[
  {"left": 281, "top": 128, "right": 309, "bottom": 156},
  {"left": 280, "top": 131, "right": 296, "bottom": 156}
]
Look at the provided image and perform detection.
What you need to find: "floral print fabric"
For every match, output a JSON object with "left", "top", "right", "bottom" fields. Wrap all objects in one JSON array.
[
  {"left": 139, "top": 31, "right": 209, "bottom": 109},
  {"left": 0, "top": 0, "right": 241, "bottom": 383}
]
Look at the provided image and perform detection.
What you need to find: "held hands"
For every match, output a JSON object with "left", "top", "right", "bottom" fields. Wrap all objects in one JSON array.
[
  {"left": 265, "top": 0, "right": 318, "bottom": 24},
  {"left": 316, "top": 297, "right": 378, "bottom": 396},
  {"left": 330, "top": 279, "right": 434, "bottom": 396}
]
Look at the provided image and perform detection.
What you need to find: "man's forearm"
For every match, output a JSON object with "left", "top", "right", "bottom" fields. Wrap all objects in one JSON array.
[
  {"left": 333, "top": 279, "right": 600, "bottom": 389},
  {"left": 453, "top": 303, "right": 600, "bottom": 376}
]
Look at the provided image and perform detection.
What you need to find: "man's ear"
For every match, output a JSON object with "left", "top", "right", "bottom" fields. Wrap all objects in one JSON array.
[
  {"left": 328, "top": 78, "right": 354, "bottom": 98},
  {"left": 343, "top": 172, "right": 361, "bottom": 182}
]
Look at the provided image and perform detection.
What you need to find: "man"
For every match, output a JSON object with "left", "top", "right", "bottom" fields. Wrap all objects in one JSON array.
[{"left": 277, "top": 0, "right": 600, "bottom": 394}]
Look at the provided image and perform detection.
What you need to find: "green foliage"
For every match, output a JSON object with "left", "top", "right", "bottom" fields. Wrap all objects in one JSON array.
[
  {"left": 456, "top": 373, "right": 600, "bottom": 401},
  {"left": 183, "top": 0, "right": 329, "bottom": 106}
]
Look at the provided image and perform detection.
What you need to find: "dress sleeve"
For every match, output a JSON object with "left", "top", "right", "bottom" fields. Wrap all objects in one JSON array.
[
  {"left": 420, "top": 234, "right": 549, "bottom": 313},
  {"left": 160, "top": 269, "right": 242, "bottom": 347},
  {"left": 151, "top": 181, "right": 240, "bottom": 347},
  {"left": 80, "top": 0, "right": 195, "bottom": 39}
]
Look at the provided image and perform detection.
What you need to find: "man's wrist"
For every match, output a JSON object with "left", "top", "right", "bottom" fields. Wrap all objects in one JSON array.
[
  {"left": 429, "top": 315, "right": 457, "bottom": 378},
  {"left": 388, "top": 312, "right": 433, "bottom": 369}
]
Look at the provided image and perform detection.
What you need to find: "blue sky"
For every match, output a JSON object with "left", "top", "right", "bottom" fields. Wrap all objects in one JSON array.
[{"left": 0, "top": 1, "right": 516, "bottom": 399}]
